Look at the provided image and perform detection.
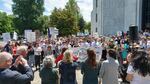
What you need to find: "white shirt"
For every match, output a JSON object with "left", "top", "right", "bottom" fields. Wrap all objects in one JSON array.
[
  {"left": 127, "top": 64, "right": 150, "bottom": 84},
  {"left": 34, "top": 47, "right": 42, "bottom": 55}
]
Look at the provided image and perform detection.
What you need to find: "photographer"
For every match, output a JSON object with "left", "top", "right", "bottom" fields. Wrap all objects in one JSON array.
[{"left": 0, "top": 52, "right": 34, "bottom": 84}]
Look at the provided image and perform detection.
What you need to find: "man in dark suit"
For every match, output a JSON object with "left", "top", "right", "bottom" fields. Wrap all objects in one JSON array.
[{"left": 0, "top": 52, "right": 34, "bottom": 84}]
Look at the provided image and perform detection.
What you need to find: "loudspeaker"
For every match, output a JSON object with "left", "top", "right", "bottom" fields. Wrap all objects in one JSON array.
[{"left": 129, "top": 25, "right": 138, "bottom": 42}]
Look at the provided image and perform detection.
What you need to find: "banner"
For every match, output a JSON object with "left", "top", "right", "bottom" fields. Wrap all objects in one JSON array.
[
  {"left": 71, "top": 46, "right": 102, "bottom": 62},
  {"left": 71, "top": 47, "right": 88, "bottom": 62}
]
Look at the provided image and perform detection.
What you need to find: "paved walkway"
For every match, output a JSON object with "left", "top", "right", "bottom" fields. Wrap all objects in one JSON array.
[
  {"left": 31, "top": 69, "right": 121, "bottom": 84},
  {"left": 32, "top": 69, "right": 82, "bottom": 84}
]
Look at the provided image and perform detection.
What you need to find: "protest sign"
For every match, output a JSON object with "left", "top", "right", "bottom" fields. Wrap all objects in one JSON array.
[
  {"left": 48, "top": 27, "right": 59, "bottom": 39},
  {"left": 13, "top": 31, "right": 18, "bottom": 40},
  {"left": 26, "top": 32, "right": 36, "bottom": 42},
  {"left": 93, "top": 46, "right": 102, "bottom": 62},
  {"left": 72, "top": 45, "right": 102, "bottom": 62},
  {"left": 2, "top": 33, "right": 11, "bottom": 42},
  {"left": 24, "top": 30, "right": 32, "bottom": 39}
]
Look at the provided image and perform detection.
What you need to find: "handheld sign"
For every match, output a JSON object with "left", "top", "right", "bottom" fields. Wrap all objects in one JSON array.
[{"left": 2, "top": 33, "right": 11, "bottom": 42}]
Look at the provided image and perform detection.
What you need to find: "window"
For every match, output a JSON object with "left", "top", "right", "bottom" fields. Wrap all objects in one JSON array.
[
  {"left": 96, "top": 13, "right": 98, "bottom": 22},
  {"left": 142, "top": 0, "right": 150, "bottom": 30},
  {"left": 96, "top": 27, "right": 98, "bottom": 32},
  {"left": 96, "top": 0, "right": 98, "bottom": 8}
]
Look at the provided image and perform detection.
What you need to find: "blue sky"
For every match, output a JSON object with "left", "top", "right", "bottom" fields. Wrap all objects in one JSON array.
[{"left": 0, "top": 0, "right": 93, "bottom": 22}]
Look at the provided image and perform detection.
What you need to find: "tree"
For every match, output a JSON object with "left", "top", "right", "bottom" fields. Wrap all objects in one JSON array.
[
  {"left": 0, "top": 12, "right": 16, "bottom": 34},
  {"left": 78, "top": 16, "right": 85, "bottom": 33},
  {"left": 49, "top": 0, "right": 82, "bottom": 36},
  {"left": 12, "top": 0, "right": 44, "bottom": 34},
  {"left": 37, "top": 15, "right": 50, "bottom": 34},
  {"left": 50, "top": 8, "right": 78, "bottom": 36},
  {"left": 65, "top": 0, "right": 81, "bottom": 33},
  {"left": 84, "top": 22, "right": 91, "bottom": 34}
]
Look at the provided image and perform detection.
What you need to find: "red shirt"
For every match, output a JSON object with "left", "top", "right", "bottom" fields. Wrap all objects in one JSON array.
[
  {"left": 55, "top": 54, "right": 78, "bottom": 64},
  {"left": 12, "top": 47, "right": 17, "bottom": 55}
]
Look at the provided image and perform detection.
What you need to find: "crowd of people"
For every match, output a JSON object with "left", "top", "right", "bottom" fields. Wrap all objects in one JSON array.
[{"left": 0, "top": 31, "right": 150, "bottom": 84}]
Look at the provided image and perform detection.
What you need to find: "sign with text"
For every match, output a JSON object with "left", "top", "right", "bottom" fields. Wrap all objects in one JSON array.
[
  {"left": 71, "top": 46, "right": 102, "bottom": 62},
  {"left": 24, "top": 30, "right": 32, "bottom": 39},
  {"left": 26, "top": 32, "right": 36, "bottom": 42}
]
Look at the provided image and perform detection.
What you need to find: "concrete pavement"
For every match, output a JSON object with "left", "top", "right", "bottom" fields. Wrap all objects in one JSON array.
[
  {"left": 31, "top": 69, "right": 83, "bottom": 84},
  {"left": 31, "top": 69, "right": 121, "bottom": 84}
]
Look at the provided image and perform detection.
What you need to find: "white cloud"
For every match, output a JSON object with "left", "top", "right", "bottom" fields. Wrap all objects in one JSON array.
[
  {"left": 1, "top": 0, "right": 13, "bottom": 14},
  {"left": 1, "top": 0, "right": 93, "bottom": 21},
  {"left": 3, "top": 3, "right": 12, "bottom": 11},
  {"left": 44, "top": 0, "right": 93, "bottom": 22},
  {"left": 1, "top": 0, "right": 13, "bottom": 5},
  {"left": 44, "top": 0, "right": 68, "bottom": 15},
  {"left": 77, "top": 0, "right": 93, "bottom": 22}
]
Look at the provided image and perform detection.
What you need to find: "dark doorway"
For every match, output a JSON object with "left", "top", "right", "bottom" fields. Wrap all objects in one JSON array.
[{"left": 142, "top": 0, "right": 150, "bottom": 31}]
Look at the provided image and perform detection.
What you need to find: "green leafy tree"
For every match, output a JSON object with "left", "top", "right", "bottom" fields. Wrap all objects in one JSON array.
[
  {"left": 37, "top": 15, "right": 50, "bottom": 34},
  {"left": 78, "top": 16, "right": 85, "bottom": 33},
  {"left": 50, "top": 8, "right": 78, "bottom": 36},
  {"left": 12, "top": 0, "right": 44, "bottom": 34},
  {"left": 49, "top": 0, "right": 82, "bottom": 36},
  {"left": 65, "top": 0, "right": 81, "bottom": 33},
  {"left": 84, "top": 22, "right": 91, "bottom": 34},
  {"left": 0, "top": 12, "right": 16, "bottom": 34}
]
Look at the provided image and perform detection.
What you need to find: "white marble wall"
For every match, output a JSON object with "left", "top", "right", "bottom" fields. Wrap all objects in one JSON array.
[
  {"left": 102, "top": 0, "right": 125, "bottom": 35},
  {"left": 91, "top": 0, "right": 142, "bottom": 36}
]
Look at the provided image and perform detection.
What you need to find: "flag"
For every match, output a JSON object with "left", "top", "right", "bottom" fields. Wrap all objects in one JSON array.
[{"left": 48, "top": 28, "right": 51, "bottom": 38}]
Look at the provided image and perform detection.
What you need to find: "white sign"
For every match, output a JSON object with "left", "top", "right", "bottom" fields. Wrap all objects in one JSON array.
[
  {"left": 72, "top": 46, "right": 102, "bottom": 62},
  {"left": 49, "top": 27, "right": 59, "bottom": 39},
  {"left": 31, "top": 32, "right": 36, "bottom": 42},
  {"left": 77, "top": 47, "right": 88, "bottom": 62},
  {"left": 26, "top": 32, "right": 36, "bottom": 42},
  {"left": 2, "top": 33, "right": 11, "bottom": 42},
  {"left": 13, "top": 31, "right": 18, "bottom": 40},
  {"left": 117, "top": 31, "right": 122, "bottom": 36},
  {"left": 24, "top": 30, "right": 32, "bottom": 39},
  {"left": 92, "top": 46, "right": 102, "bottom": 62}
]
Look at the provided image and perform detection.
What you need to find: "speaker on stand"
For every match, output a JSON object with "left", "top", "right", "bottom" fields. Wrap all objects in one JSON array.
[
  {"left": 129, "top": 25, "right": 138, "bottom": 43},
  {"left": 129, "top": 25, "right": 139, "bottom": 51}
]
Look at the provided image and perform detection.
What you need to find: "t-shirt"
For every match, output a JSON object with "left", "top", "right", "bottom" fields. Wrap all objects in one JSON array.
[
  {"left": 127, "top": 64, "right": 150, "bottom": 84},
  {"left": 34, "top": 47, "right": 42, "bottom": 55}
]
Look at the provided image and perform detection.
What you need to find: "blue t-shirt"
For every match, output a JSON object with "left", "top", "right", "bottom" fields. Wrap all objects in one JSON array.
[{"left": 59, "top": 61, "right": 78, "bottom": 84}]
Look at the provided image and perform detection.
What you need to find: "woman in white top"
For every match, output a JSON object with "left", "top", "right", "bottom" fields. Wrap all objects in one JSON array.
[
  {"left": 34, "top": 43, "right": 42, "bottom": 70},
  {"left": 126, "top": 50, "right": 150, "bottom": 84}
]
